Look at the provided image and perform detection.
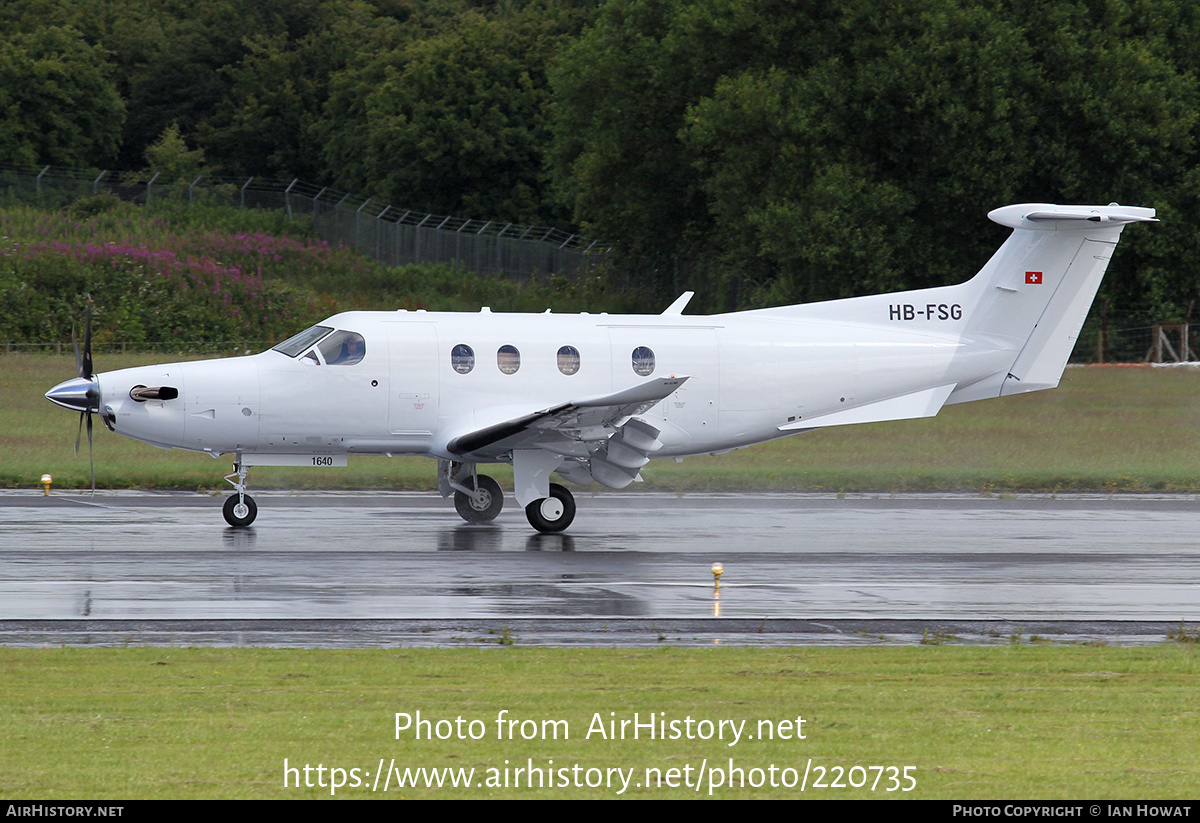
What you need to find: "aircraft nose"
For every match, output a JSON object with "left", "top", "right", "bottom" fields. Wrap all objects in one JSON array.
[{"left": 45, "top": 377, "right": 99, "bottom": 412}]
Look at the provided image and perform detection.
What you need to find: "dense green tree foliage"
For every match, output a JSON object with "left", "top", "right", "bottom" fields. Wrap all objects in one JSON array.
[
  {"left": 319, "top": 4, "right": 586, "bottom": 223},
  {"left": 4, "top": 0, "right": 1200, "bottom": 325},
  {"left": 0, "top": 26, "right": 125, "bottom": 166},
  {"left": 553, "top": 0, "right": 1200, "bottom": 314}
]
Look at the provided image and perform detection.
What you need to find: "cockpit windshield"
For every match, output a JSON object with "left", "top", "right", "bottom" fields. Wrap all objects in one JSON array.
[{"left": 273, "top": 325, "right": 333, "bottom": 357}]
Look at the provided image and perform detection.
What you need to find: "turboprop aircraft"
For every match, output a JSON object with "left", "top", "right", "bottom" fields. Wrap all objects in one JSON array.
[{"left": 45, "top": 203, "right": 1155, "bottom": 533}]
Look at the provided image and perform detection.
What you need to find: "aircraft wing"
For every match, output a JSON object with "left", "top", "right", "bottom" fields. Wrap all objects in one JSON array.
[{"left": 446, "top": 375, "right": 688, "bottom": 458}]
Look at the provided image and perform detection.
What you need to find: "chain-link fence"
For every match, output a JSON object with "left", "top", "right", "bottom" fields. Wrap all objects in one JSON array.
[
  {"left": 3, "top": 341, "right": 273, "bottom": 356},
  {"left": 3, "top": 163, "right": 1196, "bottom": 363},
  {"left": 0, "top": 164, "right": 610, "bottom": 280}
]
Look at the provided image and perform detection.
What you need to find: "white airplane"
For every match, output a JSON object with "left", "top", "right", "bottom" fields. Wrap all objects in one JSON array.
[{"left": 46, "top": 203, "right": 1155, "bottom": 532}]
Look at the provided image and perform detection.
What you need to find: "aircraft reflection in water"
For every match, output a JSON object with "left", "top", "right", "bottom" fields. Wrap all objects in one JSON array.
[{"left": 46, "top": 204, "right": 1155, "bottom": 533}]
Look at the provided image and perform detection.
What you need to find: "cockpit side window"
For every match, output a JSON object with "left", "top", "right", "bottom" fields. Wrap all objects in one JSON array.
[
  {"left": 273, "top": 325, "right": 333, "bottom": 357},
  {"left": 317, "top": 330, "right": 367, "bottom": 365}
]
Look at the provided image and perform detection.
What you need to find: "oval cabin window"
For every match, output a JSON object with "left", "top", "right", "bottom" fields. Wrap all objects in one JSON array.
[
  {"left": 631, "top": 346, "right": 655, "bottom": 376},
  {"left": 451, "top": 344, "right": 475, "bottom": 374},
  {"left": 497, "top": 345, "right": 521, "bottom": 375},
  {"left": 557, "top": 345, "right": 581, "bottom": 375}
]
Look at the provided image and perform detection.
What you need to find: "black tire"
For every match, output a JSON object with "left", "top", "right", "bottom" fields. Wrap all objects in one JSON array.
[
  {"left": 524, "top": 483, "right": 576, "bottom": 533},
  {"left": 223, "top": 494, "right": 257, "bottom": 527},
  {"left": 454, "top": 474, "right": 503, "bottom": 523}
]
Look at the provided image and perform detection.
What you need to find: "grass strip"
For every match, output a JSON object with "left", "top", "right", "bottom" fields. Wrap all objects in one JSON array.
[{"left": 1, "top": 645, "right": 1198, "bottom": 799}]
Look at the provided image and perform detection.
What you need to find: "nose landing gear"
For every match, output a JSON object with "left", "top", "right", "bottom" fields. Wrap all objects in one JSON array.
[
  {"left": 453, "top": 474, "right": 504, "bottom": 523},
  {"left": 223, "top": 462, "right": 257, "bottom": 527}
]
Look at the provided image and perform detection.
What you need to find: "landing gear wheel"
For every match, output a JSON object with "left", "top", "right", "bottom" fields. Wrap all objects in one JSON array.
[
  {"left": 454, "top": 474, "right": 503, "bottom": 523},
  {"left": 524, "top": 483, "right": 576, "bottom": 534},
  {"left": 223, "top": 494, "right": 257, "bottom": 527}
]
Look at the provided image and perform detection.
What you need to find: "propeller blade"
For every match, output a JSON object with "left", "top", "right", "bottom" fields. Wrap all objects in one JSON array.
[
  {"left": 72, "top": 325, "right": 83, "bottom": 379},
  {"left": 81, "top": 304, "right": 93, "bottom": 380},
  {"left": 87, "top": 411, "right": 95, "bottom": 495},
  {"left": 60, "top": 303, "right": 99, "bottom": 492}
]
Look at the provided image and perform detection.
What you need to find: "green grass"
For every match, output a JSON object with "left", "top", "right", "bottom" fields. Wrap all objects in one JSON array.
[
  {"left": 1, "top": 646, "right": 1197, "bottom": 799},
  {"left": 8, "top": 352, "right": 1200, "bottom": 492}
]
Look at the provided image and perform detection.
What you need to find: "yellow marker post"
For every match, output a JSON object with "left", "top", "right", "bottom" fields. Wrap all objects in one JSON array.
[{"left": 40, "top": 474, "right": 52, "bottom": 496}]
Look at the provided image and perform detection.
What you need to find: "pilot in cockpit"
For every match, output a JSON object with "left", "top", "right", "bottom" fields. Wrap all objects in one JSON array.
[{"left": 330, "top": 333, "right": 365, "bottom": 365}]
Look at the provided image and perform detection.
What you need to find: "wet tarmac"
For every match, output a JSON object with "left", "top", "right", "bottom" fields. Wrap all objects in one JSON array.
[{"left": 1, "top": 490, "right": 1197, "bottom": 646}]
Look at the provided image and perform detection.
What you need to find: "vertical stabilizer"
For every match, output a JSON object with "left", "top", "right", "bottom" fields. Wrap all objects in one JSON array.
[{"left": 965, "top": 204, "right": 1156, "bottom": 396}]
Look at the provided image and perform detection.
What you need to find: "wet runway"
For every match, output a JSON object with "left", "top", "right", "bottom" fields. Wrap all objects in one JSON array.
[{"left": 2, "top": 490, "right": 1198, "bottom": 646}]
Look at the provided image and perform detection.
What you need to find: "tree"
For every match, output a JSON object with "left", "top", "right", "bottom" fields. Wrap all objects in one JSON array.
[
  {"left": 0, "top": 26, "right": 125, "bottom": 167},
  {"left": 322, "top": 3, "right": 587, "bottom": 224},
  {"left": 551, "top": 0, "right": 1200, "bottom": 315},
  {"left": 144, "top": 122, "right": 206, "bottom": 182}
]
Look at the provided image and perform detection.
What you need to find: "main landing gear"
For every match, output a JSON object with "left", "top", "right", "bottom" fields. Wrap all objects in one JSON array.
[
  {"left": 223, "top": 462, "right": 257, "bottom": 528},
  {"left": 443, "top": 460, "right": 577, "bottom": 533},
  {"left": 524, "top": 483, "right": 576, "bottom": 534}
]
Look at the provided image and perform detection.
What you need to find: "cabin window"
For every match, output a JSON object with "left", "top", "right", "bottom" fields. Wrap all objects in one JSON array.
[
  {"left": 557, "top": 345, "right": 581, "bottom": 375},
  {"left": 497, "top": 345, "right": 521, "bottom": 374},
  {"left": 631, "top": 346, "right": 655, "bottom": 376},
  {"left": 451, "top": 344, "right": 475, "bottom": 374},
  {"left": 273, "top": 325, "right": 332, "bottom": 357},
  {"left": 318, "top": 330, "right": 366, "bottom": 365}
]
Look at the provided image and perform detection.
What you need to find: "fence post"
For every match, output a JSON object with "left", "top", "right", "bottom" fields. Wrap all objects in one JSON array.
[
  {"left": 414, "top": 214, "right": 432, "bottom": 264},
  {"left": 285, "top": 178, "right": 299, "bottom": 219},
  {"left": 356, "top": 198, "right": 371, "bottom": 256}
]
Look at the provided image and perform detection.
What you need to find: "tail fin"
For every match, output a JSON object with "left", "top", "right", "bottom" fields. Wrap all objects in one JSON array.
[
  {"left": 736, "top": 202, "right": 1155, "bottom": 403},
  {"left": 965, "top": 204, "right": 1156, "bottom": 397}
]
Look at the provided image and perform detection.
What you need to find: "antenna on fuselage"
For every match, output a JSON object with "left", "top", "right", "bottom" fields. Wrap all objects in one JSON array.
[{"left": 662, "top": 292, "right": 695, "bottom": 315}]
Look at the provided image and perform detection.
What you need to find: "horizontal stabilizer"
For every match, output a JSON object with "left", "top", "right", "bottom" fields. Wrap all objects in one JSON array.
[
  {"left": 989, "top": 203, "right": 1157, "bottom": 229},
  {"left": 1024, "top": 211, "right": 1157, "bottom": 224}
]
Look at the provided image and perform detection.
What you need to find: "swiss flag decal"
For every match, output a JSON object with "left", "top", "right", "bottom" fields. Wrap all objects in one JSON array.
[{"left": 1025, "top": 271, "right": 1043, "bottom": 284}]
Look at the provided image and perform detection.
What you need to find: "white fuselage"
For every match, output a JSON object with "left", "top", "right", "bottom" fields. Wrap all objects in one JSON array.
[{"left": 94, "top": 305, "right": 1010, "bottom": 464}]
